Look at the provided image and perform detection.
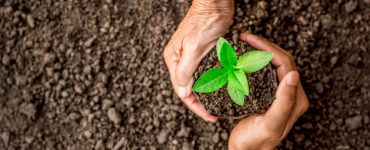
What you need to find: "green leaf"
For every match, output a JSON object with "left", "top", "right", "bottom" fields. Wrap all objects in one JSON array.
[
  {"left": 216, "top": 37, "right": 228, "bottom": 61},
  {"left": 219, "top": 39, "right": 237, "bottom": 69},
  {"left": 227, "top": 81, "right": 245, "bottom": 106},
  {"left": 228, "top": 71, "right": 245, "bottom": 94},
  {"left": 193, "top": 68, "right": 229, "bottom": 93},
  {"left": 236, "top": 51, "right": 273, "bottom": 73},
  {"left": 234, "top": 69, "right": 249, "bottom": 96}
]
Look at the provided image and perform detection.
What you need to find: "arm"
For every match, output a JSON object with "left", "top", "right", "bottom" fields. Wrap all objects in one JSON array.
[
  {"left": 228, "top": 33, "right": 309, "bottom": 149},
  {"left": 163, "top": 0, "right": 234, "bottom": 122}
]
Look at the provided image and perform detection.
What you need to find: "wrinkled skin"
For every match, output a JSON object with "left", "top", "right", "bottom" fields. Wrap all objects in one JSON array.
[
  {"left": 163, "top": 0, "right": 234, "bottom": 122},
  {"left": 163, "top": 0, "right": 309, "bottom": 149},
  {"left": 228, "top": 33, "right": 309, "bottom": 150}
]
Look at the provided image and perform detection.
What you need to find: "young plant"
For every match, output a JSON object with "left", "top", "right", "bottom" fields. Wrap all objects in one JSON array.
[{"left": 192, "top": 37, "right": 273, "bottom": 106}]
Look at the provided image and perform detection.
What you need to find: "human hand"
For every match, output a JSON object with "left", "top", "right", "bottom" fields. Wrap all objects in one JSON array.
[
  {"left": 228, "top": 33, "right": 309, "bottom": 150},
  {"left": 163, "top": 0, "right": 234, "bottom": 122}
]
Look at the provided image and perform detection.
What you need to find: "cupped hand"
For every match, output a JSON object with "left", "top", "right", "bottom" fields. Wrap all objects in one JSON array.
[
  {"left": 163, "top": 0, "right": 234, "bottom": 122},
  {"left": 228, "top": 33, "right": 309, "bottom": 150}
]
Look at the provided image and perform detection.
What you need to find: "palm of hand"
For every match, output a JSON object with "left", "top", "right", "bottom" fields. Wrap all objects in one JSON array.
[{"left": 163, "top": 4, "right": 233, "bottom": 122}]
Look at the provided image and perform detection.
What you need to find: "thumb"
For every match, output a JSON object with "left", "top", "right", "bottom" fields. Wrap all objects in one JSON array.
[
  {"left": 174, "top": 52, "right": 201, "bottom": 98},
  {"left": 265, "top": 71, "right": 299, "bottom": 126},
  {"left": 174, "top": 41, "right": 215, "bottom": 98}
]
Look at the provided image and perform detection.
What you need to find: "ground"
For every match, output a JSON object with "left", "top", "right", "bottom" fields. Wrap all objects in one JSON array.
[
  {"left": 0, "top": 0, "right": 369, "bottom": 149},
  {"left": 196, "top": 41, "right": 278, "bottom": 118}
]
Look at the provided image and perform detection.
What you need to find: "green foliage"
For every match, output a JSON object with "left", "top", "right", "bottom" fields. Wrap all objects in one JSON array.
[
  {"left": 193, "top": 68, "right": 229, "bottom": 93},
  {"left": 228, "top": 71, "right": 245, "bottom": 95},
  {"left": 219, "top": 38, "right": 237, "bottom": 69},
  {"left": 227, "top": 81, "right": 245, "bottom": 106},
  {"left": 193, "top": 37, "right": 273, "bottom": 106},
  {"left": 236, "top": 51, "right": 273, "bottom": 73},
  {"left": 216, "top": 37, "right": 228, "bottom": 61},
  {"left": 234, "top": 69, "right": 249, "bottom": 96}
]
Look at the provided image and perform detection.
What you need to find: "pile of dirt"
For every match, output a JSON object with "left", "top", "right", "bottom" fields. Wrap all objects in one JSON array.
[
  {"left": 195, "top": 41, "right": 278, "bottom": 118},
  {"left": 0, "top": 0, "right": 369, "bottom": 149}
]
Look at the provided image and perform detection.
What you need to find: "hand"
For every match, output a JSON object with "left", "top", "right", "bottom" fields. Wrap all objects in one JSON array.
[
  {"left": 228, "top": 33, "right": 309, "bottom": 150},
  {"left": 163, "top": 0, "right": 234, "bottom": 122}
]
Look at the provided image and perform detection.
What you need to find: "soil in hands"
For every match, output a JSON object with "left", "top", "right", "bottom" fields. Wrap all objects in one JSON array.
[{"left": 194, "top": 38, "right": 278, "bottom": 118}]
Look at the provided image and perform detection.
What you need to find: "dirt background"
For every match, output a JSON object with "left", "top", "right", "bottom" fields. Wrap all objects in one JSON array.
[{"left": 0, "top": 0, "right": 370, "bottom": 149}]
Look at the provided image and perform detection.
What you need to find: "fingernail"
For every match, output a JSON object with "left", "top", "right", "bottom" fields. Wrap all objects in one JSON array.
[
  {"left": 206, "top": 117, "right": 217, "bottom": 123},
  {"left": 176, "top": 86, "right": 187, "bottom": 98},
  {"left": 286, "top": 71, "right": 298, "bottom": 86}
]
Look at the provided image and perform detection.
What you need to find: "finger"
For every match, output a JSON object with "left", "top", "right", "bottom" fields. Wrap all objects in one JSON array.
[
  {"left": 175, "top": 37, "right": 215, "bottom": 86},
  {"left": 164, "top": 43, "right": 218, "bottom": 122},
  {"left": 164, "top": 41, "right": 188, "bottom": 98},
  {"left": 175, "top": 37, "right": 216, "bottom": 97},
  {"left": 264, "top": 71, "right": 299, "bottom": 128},
  {"left": 294, "top": 84, "right": 309, "bottom": 117},
  {"left": 239, "top": 33, "right": 296, "bottom": 80},
  {"left": 176, "top": 76, "right": 218, "bottom": 122},
  {"left": 183, "top": 93, "right": 218, "bottom": 122},
  {"left": 281, "top": 83, "right": 309, "bottom": 136},
  {"left": 182, "top": 78, "right": 217, "bottom": 122},
  {"left": 163, "top": 41, "right": 180, "bottom": 76}
]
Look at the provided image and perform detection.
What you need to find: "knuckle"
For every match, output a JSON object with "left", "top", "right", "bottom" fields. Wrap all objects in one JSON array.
[
  {"left": 182, "top": 97, "right": 197, "bottom": 107},
  {"left": 270, "top": 131, "right": 283, "bottom": 141},
  {"left": 280, "top": 52, "right": 296, "bottom": 70},
  {"left": 261, "top": 122, "right": 283, "bottom": 140},
  {"left": 301, "top": 96, "right": 309, "bottom": 113},
  {"left": 163, "top": 46, "right": 171, "bottom": 59},
  {"left": 262, "top": 129, "right": 283, "bottom": 143},
  {"left": 175, "top": 67, "right": 186, "bottom": 79},
  {"left": 187, "top": 98, "right": 197, "bottom": 105},
  {"left": 284, "top": 53, "right": 294, "bottom": 63}
]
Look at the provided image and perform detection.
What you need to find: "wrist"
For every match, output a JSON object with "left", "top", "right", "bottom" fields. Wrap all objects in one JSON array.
[
  {"left": 191, "top": 0, "right": 234, "bottom": 16},
  {"left": 228, "top": 139, "right": 277, "bottom": 150}
]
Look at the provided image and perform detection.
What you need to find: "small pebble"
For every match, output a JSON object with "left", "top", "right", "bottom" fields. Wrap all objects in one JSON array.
[
  {"left": 221, "top": 131, "right": 228, "bottom": 141},
  {"left": 61, "top": 91, "right": 69, "bottom": 98},
  {"left": 330, "top": 56, "right": 338, "bottom": 66},
  {"left": 112, "top": 137, "right": 126, "bottom": 150},
  {"left": 19, "top": 102, "right": 36, "bottom": 118},
  {"left": 256, "top": 9, "right": 267, "bottom": 19},
  {"left": 95, "top": 140, "right": 104, "bottom": 150},
  {"left": 2, "top": 54, "right": 10, "bottom": 65},
  {"left": 84, "top": 36, "right": 96, "bottom": 47},
  {"left": 1, "top": 132, "right": 10, "bottom": 145},
  {"left": 26, "top": 14, "right": 35, "bottom": 28},
  {"left": 102, "top": 99, "right": 113, "bottom": 110},
  {"left": 84, "top": 130, "right": 92, "bottom": 138},
  {"left": 182, "top": 142, "right": 191, "bottom": 150},
  {"left": 107, "top": 108, "right": 121, "bottom": 124},
  {"left": 83, "top": 65, "right": 92, "bottom": 74},
  {"left": 212, "top": 132, "right": 220, "bottom": 143},
  {"left": 43, "top": 53, "right": 55, "bottom": 64},
  {"left": 177, "top": 127, "right": 190, "bottom": 138},
  {"left": 345, "top": 1, "right": 358, "bottom": 13},
  {"left": 345, "top": 115, "right": 362, "bottom": 130},
  {"left": 74, "top": 84, "right": 84, "bottom": 94},
  {"left": 157, "top": 130, "right": 168, "bottom": 144}
]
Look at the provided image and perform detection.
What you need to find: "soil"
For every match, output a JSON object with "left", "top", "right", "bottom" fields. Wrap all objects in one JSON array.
[
  {"left": 0, "top": 0, "right": 370, "bottom": 149},
  {"left": 195, "top": 40, "right": 278, "bottom": 118}
]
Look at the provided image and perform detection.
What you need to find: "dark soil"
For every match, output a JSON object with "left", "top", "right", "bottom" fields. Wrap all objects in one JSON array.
[
  {"left": 1, "top": 0, "right": 370, "bottom": 149},
  {"left": 195, "top": 40, "right": 278, "bottom": 118}
]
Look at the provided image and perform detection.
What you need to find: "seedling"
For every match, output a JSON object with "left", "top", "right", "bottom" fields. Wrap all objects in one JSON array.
[{"left": 193, "top": 37, "right": 273, "bottom": 106}]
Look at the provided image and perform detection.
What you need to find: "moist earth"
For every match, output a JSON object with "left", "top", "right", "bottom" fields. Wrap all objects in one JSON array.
[
  {"left": 1, "top": 0, "right": 370, "bottom": 149},
  {"left": 195, "top": 40, "right": 278, "bottom": 118}
]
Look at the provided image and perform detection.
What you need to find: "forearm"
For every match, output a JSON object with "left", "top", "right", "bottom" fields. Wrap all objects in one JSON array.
[
  {"left": 228, "top": 135, "right": 278, "bottom": 150},
  {"left": 229, "top": 142, "right": 276, "bottom": 150}
]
